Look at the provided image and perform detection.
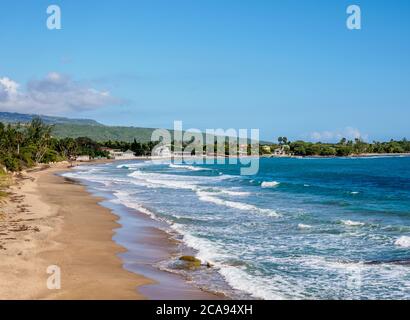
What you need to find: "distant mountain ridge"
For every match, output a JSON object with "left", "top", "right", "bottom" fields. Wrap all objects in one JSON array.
[
  {"left": 0, "top": 111, "right": 158, "bottom": 142},
  {"left": 0, "top": 111, "right": 102, "bottom": 126}
]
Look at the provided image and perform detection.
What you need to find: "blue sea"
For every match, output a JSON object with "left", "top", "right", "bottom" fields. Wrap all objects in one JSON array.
[{"left": 63, "top": 156, "right": 410, "bottom": 299}]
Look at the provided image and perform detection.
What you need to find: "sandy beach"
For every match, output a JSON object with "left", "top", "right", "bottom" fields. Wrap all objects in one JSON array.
[{"left": 0, "top": 162, "right": 218, "bottom": 299}]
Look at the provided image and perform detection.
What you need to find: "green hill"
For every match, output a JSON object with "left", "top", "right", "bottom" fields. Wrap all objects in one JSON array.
[
  {"left": 51, "top": 124, "right": 269, "bottom": 144},
  {"left": 0, "top": 111, "right": 101, "bottom": 126},
  {"left": 0, "top": 112, "right": 158, "bottom": 142},
  {"left": 51, "top": 123, "right": 158, "bottom": 143}
]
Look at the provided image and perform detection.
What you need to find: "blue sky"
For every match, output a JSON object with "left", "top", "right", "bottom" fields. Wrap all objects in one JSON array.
[{"left": 0, "top": 0, "right": 409, "bottom": 142}]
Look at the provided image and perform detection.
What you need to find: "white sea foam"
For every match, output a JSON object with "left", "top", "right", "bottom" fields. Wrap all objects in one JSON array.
[
  {"left": 215, "top": 188, "right": 250, "bottom": 196},
  {"left": 147, "top": 178, "right": 198, "bottom": 190},
  {"left": 218, "top": 266, "right": 287, "bottom": 300},
  {"left": 169, "top": 164, "right": 210, "bottom": 171},
  {"left": 128, "top": 168, "right": 226, "bottom": 181},
  {"left": 196, "top": 191, "right": 280, "bottom": 217},
  {"left": 128, "top": 169, "right": 232, "bottom": 192},
  {"left": 267, "top": 254, "right": 410, "bottom": 299},
  {"left": 62, "top": 172, "right": 120, "bottom": 186},
  {"left": 128, "top": 170, "right": 198, "bottom": 190},
  {"left": 341, "top": 220, "right": 365, "bottom": 227},
  {"left": 395, "top": 236, "right": 410, "bottom": 248},
  {"left": 113, "top": 191, "right": 159, "bottom": 220},
  {"left": 117, "top": 162, "right": 150, "bottom": 169},
  {"left": 261, "top": 181, "right": 280, "bottom": 188},
  {"left": 171, "top": 223, "right": 227, "bottom": 262},
  {"left": 298, "top": 223, "right": 313, "bottom": 229},
  {"left": 170, "top": 224, "right": 287, "bottom": 299},
  {"left": 350, "top": 191, "right": 360, "bottom": 195}
]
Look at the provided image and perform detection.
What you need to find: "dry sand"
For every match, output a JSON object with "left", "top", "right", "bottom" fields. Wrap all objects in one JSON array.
[
  {"left": 0, "top": 162, "right": 152, "bottom": 299},
  {"left": 0, "top": 162, "right": 221, "bottom": 300}
]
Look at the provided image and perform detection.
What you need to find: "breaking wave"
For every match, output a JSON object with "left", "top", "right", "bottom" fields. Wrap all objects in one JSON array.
[
  {"left": 261, "top": 181, "right": 280, "bottom": 188},
  {"left": 395, "top": 236, "right": 410, "bottom": 248},
  {"left": 341, "top": 220, "right": 365, "bottom": 227}
]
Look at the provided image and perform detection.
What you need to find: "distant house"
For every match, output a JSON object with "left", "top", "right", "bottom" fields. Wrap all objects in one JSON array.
[
  {"left": 109, "top": 149, "right": 137, "bottom": 160},
  {"left": 76, "top": 155, "right": 91, "bottom": 162},
  {"left": 273, "top": 146, "right": 287, "bottom": 156},
  {"left": 101, "top": 147, "right": 114, "bottom": 153},
  {"left": 173, "top": 150, "right": 195, "bottom": 158},
  {"left": 152, "top": 145, "right": 171, "bottom": 158}
]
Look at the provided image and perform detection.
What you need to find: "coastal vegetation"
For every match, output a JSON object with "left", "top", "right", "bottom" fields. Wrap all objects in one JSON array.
[
  {"left": 0, "top": 119, "right": 160, "bottom": 171},
  {"left": 0, "top": 118, "right": 409, "bottom": 172},
  {"left": 260, "top": 137, "right": 410, "bottom": 157},
  {"left": 0, "top": 170, "right": 11, "bottom": 200}
]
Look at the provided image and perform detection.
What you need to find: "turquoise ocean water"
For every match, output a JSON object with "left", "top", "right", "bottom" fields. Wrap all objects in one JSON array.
[{"left": 63, "top": 156, "right": 410, "bottom": 299}]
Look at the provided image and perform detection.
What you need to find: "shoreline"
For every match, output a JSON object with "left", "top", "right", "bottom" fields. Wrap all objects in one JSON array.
[
  {"left": 68, "top": 152, "right": 410, "bottom": 166},
  {"left": 70, "top": 173, "right": 225, "bottom": 300},
  {"left": 0, "top": 161, "right": 219, "bottom": 299}
]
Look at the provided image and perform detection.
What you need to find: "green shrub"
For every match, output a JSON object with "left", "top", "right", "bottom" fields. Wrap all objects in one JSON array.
[{"left": 3, "top": 156, "right": 20, "bottom": 171}]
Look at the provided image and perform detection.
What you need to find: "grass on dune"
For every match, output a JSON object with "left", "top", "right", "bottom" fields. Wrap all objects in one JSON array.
[{"left": 0, "top": 170, "right": 11, "bottom": 201}]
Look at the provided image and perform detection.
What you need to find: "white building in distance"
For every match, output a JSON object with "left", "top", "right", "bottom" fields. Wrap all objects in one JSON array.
[{"left": 109, "top": 149, "right": 137, "bottom": 160}]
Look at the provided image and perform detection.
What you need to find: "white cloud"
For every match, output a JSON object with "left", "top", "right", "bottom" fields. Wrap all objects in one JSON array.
[
  {"left": 0, "top": 77, "right": 20, "bottom": 101},
  {"left": 309, "top": 127, "right": 368, "bottom": 142},
  {"left": 0, "top": 73, "right": 121, "bottom": 115}
]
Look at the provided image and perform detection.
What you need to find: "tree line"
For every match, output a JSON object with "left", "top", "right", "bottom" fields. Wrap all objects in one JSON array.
[
  {"left": 260, "top": 137, "right": 410, "bottom": 156},
  {"left": 0, "top": 119, "right": 158, "bottom": 172},
  {"left": 1, "top": 119, "right": 409, "bottom": 172}
]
